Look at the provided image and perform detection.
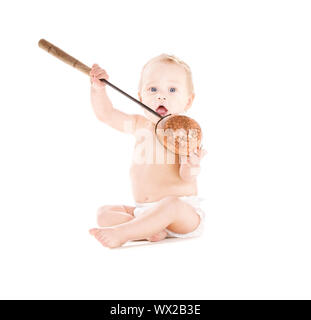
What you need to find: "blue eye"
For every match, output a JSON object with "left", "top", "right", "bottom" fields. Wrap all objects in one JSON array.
[
  {"left": 170, "top": 87, "right": 176, "bottom": 92},
  {"left": 150, "top": 87, "right": 157, "bottom": 92}
]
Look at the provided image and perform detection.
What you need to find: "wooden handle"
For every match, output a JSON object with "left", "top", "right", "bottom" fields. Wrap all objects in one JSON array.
[
  {"left": 38, "top": 39, "right": 91, "bottom": 76},
  {"left": 38, "top": 38, "right": 161, "bottom": 118}
]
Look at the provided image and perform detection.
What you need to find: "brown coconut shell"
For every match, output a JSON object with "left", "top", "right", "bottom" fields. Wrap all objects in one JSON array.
[{"left": 156, "top": 115, "right": 202, "bottom": 156}]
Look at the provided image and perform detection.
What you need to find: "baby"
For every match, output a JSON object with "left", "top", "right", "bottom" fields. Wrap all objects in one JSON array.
[{"left": 88, "top": 54, "right": 207, "bottom": 248}]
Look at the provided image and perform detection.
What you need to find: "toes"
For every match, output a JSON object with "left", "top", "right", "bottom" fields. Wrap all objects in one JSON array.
[
  {"left": 89, "top": 228, "right": 99, "bottom": 235},
  {"left": 148, "top": 236, "right": 158, "bottom": 242},
  {"left": 149, "top": 236, "right": 161, "bottom": 242},
  {"left": 96, "top": 233, "right": 105, "bottom": 241},
  {"left": 148, "top": 230, "right": 168, "bottom": 242},
  {"left": 89, "top": 228, "right": 123, "bottom": 248},
  {"left": 91, "top": 230, "right": 109, "bottom": 246}
]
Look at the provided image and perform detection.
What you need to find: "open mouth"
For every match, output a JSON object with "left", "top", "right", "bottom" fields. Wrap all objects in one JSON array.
[{"left": 156, "top": 105, "right": 168, "bottom": 116}]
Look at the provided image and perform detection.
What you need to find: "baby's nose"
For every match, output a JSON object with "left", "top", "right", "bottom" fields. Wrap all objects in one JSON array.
[{"left": 157, "top": 96, "right": 166, "bottom": 101}]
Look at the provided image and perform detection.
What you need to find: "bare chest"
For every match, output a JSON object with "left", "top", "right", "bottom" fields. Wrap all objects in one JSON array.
[{"left": 132, "top": 124, "right": 180, "bottom": 166}]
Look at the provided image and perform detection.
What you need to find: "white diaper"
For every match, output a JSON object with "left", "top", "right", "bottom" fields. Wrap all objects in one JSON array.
[{"left": 133, "top": 195, "right": 206, "bottom": 239}]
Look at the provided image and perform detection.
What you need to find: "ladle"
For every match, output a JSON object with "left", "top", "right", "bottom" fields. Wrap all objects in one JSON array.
[{"left": 38, "top": 39, "right": 202, "bottom": 156}]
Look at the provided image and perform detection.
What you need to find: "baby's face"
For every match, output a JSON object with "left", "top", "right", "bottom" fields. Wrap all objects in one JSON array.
[{"left": 138, "top": 61, "right": 194, "bottom": 123}]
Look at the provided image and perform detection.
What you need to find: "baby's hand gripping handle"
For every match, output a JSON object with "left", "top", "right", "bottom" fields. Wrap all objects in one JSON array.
[{"left": 38, "top": 38, "right": 161, "bottom": 118}]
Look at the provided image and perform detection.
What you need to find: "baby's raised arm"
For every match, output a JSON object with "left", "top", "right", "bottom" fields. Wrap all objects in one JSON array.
[{"left": 90, "top": 64, "right": 142, "bottom": 135}]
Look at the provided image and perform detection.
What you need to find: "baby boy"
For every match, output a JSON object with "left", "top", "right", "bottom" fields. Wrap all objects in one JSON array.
[{"left": 89, "top": 54, "right": 207, "bottom": 248}]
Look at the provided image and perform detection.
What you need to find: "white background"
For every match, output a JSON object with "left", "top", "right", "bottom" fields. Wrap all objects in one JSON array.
[{"left": 0, "top": 0, "right": 310, "bottom": 299}]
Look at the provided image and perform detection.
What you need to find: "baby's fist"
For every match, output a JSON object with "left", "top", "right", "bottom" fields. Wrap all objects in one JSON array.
[
  {"left": 188, "top": 147, "right": 207, "bottom": 166},
  {"left": 180, "top": 146, "right": 207, "bottom": 166},
  {"left": 90, "top": 64, "right": 109, "bottom": 90}
]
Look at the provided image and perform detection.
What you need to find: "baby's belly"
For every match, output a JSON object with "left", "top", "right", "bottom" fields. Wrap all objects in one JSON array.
[{"left": 130, "top": 163, "right": 197, "bottom": 203}]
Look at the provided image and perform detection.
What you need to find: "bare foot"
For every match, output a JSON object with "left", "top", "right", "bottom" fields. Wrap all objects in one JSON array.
[
  {"left": 89, "top": 227, "right": 127, "bottom": 248},
  {"left": 147, "top": 230, "right": 168, "bottom": 242}
]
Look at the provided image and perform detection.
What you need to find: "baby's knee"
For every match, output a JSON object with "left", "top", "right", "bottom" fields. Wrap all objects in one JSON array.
[
  {"left": 97, "top": 205, "right": 111, "bottom": 217},
  {"left": 96, "top": 206, "right": 111, "bottom": 226},
  {"left": 96, "top": 205, "right": 114, "bottom": 224}
]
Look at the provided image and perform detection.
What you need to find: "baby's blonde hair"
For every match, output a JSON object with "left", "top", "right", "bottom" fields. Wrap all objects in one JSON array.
[{"left": 138, "top": 53, "right": 194, "bottom": 95}]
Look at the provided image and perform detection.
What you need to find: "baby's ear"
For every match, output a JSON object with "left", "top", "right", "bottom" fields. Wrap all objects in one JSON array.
[
  {"left": 188, "top": 92, "right": 195, "bottom": 104},
  {"left": 185, "top": 93, "right": 195, "bottom": 111},
  {"left": 190, "top": 92, "right": 195, "bottom": 102}
]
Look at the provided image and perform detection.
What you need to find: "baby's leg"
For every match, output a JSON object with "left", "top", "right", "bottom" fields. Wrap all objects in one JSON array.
[
  {"left": 90, "top": 196, "right": 200, "bottom": 247},
  {"left": 96, "top": 205, "right": 167, "bottom": 241},
  {"left": 97, "top": 205, "right": 135, "bottom": 227},
  {"left": 116, "top": 196, "right": 200, "bottom": 241}
]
